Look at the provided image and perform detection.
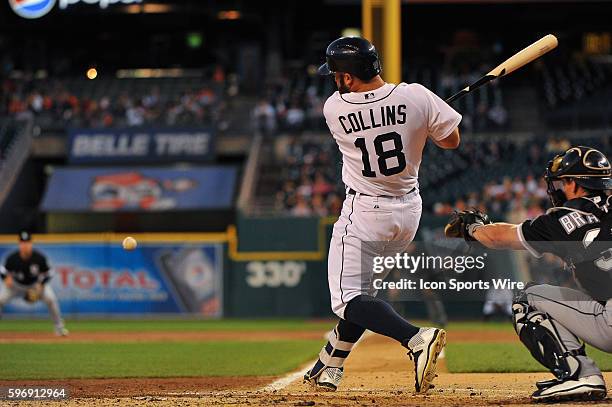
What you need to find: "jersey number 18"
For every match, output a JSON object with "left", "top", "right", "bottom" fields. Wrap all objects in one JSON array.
[{"left": 354, "top": 132, "right": 407, "bottom": 177}]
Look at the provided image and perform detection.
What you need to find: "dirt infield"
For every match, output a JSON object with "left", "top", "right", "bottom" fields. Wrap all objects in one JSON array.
[
  {"left": 0, "top": 327, "right": 516, "bottom": 343},
  {"left": 3, "top": 329, "right": 611, "bottom": 406},
  {"left": 0, "top": 377, "right": 272, "bottom": 398}
]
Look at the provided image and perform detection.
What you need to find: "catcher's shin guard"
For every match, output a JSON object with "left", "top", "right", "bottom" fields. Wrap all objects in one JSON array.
[{"left": 512, "top": 301, "right": 583, "bottom": 380}]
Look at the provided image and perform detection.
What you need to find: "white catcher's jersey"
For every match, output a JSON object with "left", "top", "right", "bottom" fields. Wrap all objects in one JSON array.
[{"left": 324, "top": 82, "right": 461, "bottom": 196}]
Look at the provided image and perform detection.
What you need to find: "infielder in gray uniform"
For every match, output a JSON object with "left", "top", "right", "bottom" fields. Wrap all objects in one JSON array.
[
  {"left": 445, "top": 146, "right": 611, "bottom": 402},
  {"left": 0, "top": 231, "right": 68, "bottom": 336}
]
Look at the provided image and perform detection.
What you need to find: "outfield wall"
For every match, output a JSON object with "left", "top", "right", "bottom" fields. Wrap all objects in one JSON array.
[{"left": 0, "top": 234, "right": 225, "bottom": 317}]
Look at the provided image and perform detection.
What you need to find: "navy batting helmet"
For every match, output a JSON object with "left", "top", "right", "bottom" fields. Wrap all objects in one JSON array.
[{"left": 318, "top": 37, "right": 382, "bottom": 81}]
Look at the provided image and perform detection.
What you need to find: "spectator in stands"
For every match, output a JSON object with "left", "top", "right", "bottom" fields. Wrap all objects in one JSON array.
[
  {"left": 525, "top": 174, "right": 538, "bottom": 194},
  {"left": 311, "top": 194, "right": 329, "bottom": 217},
  {"left": 1, "top": 78, "right": 226, "bottom": 130},
  {"left": 511, "top": 176, "right": 525, "bottom": 194},
  {"left": 285, "top": 102, "right": 305, "bottom": 133},
  {"left": 507, "top": 193, "right": 528, "bottom": 224},
  {"left": 454, "top": 198, "right": 467, "bottom": 212},
  {"left": 487, "top": 103, "right": 508, "bottom": 129},
  {"left": 448, "top": 173, "right": 549, "bottom": 220},
  {"left": 253, "top": 99, "right": 276, "bottom": 136},
  {"left": 296, "top": 175, "right": 313, "bottom": 199},
  {"left": 526, "top": 199, "right": 545, "bottom": 219},
  {"left": 142, "top": 86, "right": 160, "bottom": 109},
  {"left": 291, "top": 194, "right": 312, "bottom": 217},
  {"left": 305, "top": 86, "right": 326, "bottom": 130},
  {"left": 433, "top": 202, "right": 454, "bottom": 216},
  {"left": 29, "top": 91, "right": 44, "bottom": 114},
  {"left": 126, "top": 102, "right": 145, "bottom": 127},
  {"left": 312, "top": 171, "right": 333, "bottom": 196}
]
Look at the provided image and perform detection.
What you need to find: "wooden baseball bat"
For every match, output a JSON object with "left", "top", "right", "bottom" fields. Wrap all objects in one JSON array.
[{"left": 445, "top": 34, "right": 558, "bottom": 103}]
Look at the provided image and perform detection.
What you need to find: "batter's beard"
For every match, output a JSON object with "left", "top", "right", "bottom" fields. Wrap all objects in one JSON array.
[{"left": 338, "top": 76, "right": 350, "bottom": 94}]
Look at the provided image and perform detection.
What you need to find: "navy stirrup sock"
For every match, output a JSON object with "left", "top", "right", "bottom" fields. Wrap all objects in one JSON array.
[{"left": 344, "top": 295, "right": 420, "bottom": 346}]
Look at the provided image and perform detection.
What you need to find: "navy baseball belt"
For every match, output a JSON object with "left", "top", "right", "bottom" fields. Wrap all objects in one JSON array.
[{"left": 347, "top": 187, "right": 416, "bottom": 198}]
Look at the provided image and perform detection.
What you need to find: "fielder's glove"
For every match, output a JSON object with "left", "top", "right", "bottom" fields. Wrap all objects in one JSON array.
[
  {"left": 444, "top": 209, "right": 491, "bottom": 242},
  {"left": 24, "top": 287, "right": 42, "bottom": 303}
]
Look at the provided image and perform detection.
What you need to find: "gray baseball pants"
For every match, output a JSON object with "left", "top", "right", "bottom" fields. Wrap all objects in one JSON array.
[
  {"left": 524, "top": 284, "right": 612, "bottom": 378},
  {"left": 0, "top": 282, "right": 65, "bottom": 331}
]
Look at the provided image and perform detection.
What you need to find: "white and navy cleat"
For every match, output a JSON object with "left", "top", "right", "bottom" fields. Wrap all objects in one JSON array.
[
  {"left": 304, "top": 367, "right": 343, "bottom": 391},
  {"left": 535, "top": 378, "right": 561, "bottom": 390},
  {"left": 406, "top": 327, "right": 446, "bottom": 394},
  {"left": 532, "top": 375, "right": 607, "bottom": 402},
  {"left": 54, "top": 327, "right": 69, "bottom": 337}
]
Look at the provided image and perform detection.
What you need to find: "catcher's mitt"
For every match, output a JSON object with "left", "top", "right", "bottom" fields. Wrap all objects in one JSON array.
[
  {"left": 24, "top": 287, "right": 42, "bottom": 303},
  {"left": 444, "top": 209, "right": 491, "bottom": 241}
]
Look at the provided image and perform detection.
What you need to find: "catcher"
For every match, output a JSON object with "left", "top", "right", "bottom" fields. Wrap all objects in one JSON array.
[
  {"left": 445, "top": 146, "right": 611, "bottom": 402},
  {"left": 0, "top": 231, "right": 68, "bottom": 336}
]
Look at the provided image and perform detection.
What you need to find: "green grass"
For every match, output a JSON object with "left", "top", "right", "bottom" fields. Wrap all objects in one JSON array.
[
  {"left": 446, "top": 321, "right": 515, "bottom": 332},
  {"left": 446, "top": 343, "right": 612, "bottom": 373},
  {"left": 0, "top": 340, "right": 322, "bottom": 380},
  {"left": 0, "top": 320, "right": 330, "bottom": 380},
  {"left": 2, "top": 320, "right": 609, "bottom": 378},
  {"left": 0, "top": 319, "right": 334, "bottom": 333}
]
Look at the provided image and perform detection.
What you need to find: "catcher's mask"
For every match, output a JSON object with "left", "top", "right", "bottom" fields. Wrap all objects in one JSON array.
[{"left": 544, "top": 146, "right": 612, "bottom": 207}]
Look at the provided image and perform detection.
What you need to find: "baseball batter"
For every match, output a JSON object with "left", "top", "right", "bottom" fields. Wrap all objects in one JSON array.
[
  {"left": 304, "top": 37, "right": 461, "bottom": 393},
  {"left": 0, "top": 231, "right": 68, "bottom": 336},
  {"left": 445, "top": 146, "right": 612, "bottom": 402}
]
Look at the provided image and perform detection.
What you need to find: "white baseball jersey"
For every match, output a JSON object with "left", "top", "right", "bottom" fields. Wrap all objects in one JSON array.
[{"left": 323, "top": 82, "right": 461, "bottom": 196}]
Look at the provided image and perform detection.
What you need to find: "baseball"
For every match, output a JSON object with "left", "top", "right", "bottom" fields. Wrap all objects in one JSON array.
[{"left": 122, "top": 236, "right": 137, "bottom": 251}]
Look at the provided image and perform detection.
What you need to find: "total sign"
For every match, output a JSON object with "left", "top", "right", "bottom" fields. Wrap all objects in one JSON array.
[{"left": 9, "top": 0, "right": 142, "bottom": 19}]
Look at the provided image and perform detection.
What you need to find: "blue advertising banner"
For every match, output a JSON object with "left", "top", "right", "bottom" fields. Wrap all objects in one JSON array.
[
  {"left": 41, "top": 166, "right": 237, "bottom": 211},
  {"left": 0, "top": 243, "right": 223, "bottom": 317},
  {"left": 67, "top": 128, "right": 215, "bottom": 164}
]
